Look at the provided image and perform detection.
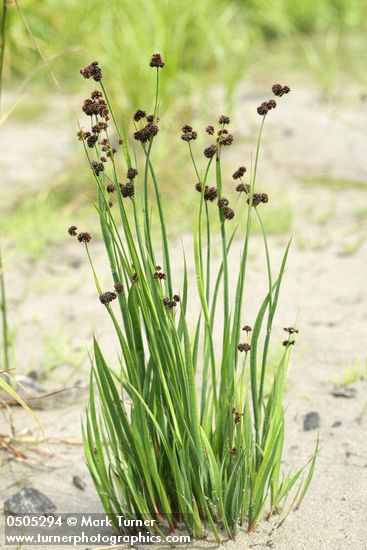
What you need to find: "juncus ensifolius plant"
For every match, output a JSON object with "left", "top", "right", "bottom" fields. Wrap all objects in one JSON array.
[{"left": 72, "top": 55, "right": 318, "bottom": 541}]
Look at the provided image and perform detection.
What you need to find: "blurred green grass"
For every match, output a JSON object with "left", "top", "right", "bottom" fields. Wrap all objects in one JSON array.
[{"left": 3, "top": 0, "right": 367, "bottom": 107}]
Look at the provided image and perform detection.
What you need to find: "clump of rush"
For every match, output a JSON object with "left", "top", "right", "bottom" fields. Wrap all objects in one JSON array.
[{"left": 71, "top": 53, "right": 318, "bottom": 541}]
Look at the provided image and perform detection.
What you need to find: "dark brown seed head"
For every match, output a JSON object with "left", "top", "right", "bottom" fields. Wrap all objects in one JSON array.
[
  {"left": 206, "top": 125, "right": 215, "bottom": 135},
  {"left": 118, "top": 138, "right": 123, "bottom": 145},
  {"left": 236, "top": 183, "right": 250, "bottom": 193},
  {"left": 77, "top": 232, "right": 92, "bottom": 243},
  {"left": 195, "top": 182, "right": 202, "bottom": 193},
  {"left": 106, "top": 184, "right": 115, "bottom": 193},
  {"left": 266, "top": 99, "right": 277, "bottom": 110},
  {"left": 219, "top": 115, "right": 230, "bottom": 125},
  {"left": 232, "top": 166, "right": 246, "bottom": 180},
  {"left": 155, "top": 265, "right": 162, "bottom": 271},
  {"left": 181, "top": 125, "right": 193, "bottom": 133},
  {"left": 218, "top": 197, "right": 229, "bottom": 208},
  {"left": 80, "top": 61, "right": 102, "bottom": 81},
  {"left": 114, "top": 282, "right": 123, "bottom": 293},
  {"left": 230, "top": 447, "right": 238, "bottom": 455},
  {"left": 272, "top": 83, "right": 290, "bottom": 97},
  {"left": 204, "top": 187, "right": 218, "bottom": 202},
  {"left": 204, "top": 145, "right": 217, "bottom": 159},
  {"left": 150, "top": 53, "right": 165, "bottom": 68},
  {"left": 242, "top": 325, "right": 252, "bottom": 332},
  {"left": 134, "top": 109, "right": 146, "bottom": 122},
  {"left": 68, "top": 226, "right": 77, "bottom": 236},
  {"left": 173, "top": 294, "right": 180, "bottom": 302},
  {"left": 284, "top": 327, "right": 299, "bottom": 334},
  {"left": 82, "top": 98, "right": 99, "bottom": 117},
  {"left": 91, "top": 90, "right": 103, "bottom": 99},
  {"left": 257, "top": 102, "right": 269, "bottom": 116},
  {"left": 134, "top": 124, "right": 159, "bottom": 143},
  {"left": 91, "top": 161, "right": 104, "bottom": 176},
  {"left": 154, "top": 271, "right": 166, "bottom": 280},
  {"left": 238, "top": 343, "right": 251, "bottom": 353},
  {"left": 234, "top": 412, "right": 242, "bottom": 424},
  {"left": 99, "top": 291, "right": 117, "bottom": 305},
  {"left": 120, "top": 183, "right": 135, "bottom": 198},
  {"left": 218, "top": 133, "right": 234, "bottom": 146},
  {"left": 260, "top": 193, "right": 269, "bottom": 203},
  {"left": 86, "top": 134, "right": 98, "bottom": 148},
  {"left": 223, "top": 207, "right": 235, "bottom": 220},
  {"left": 247, "top": 193, "right": 262, "bottom": 207},
  {"left": 127, "top": 167, "right": 138, "bottom": 180},
  {"left": 181, "top": 131, "right": 197, "bottom": 142},
  {"left": 283, "top": 339, "right": 295, "bottom": 347}
]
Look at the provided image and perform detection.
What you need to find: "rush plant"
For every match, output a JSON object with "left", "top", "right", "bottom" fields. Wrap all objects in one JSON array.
[{"left": 75, "top": 55, "right": 317, "bottom": 541}]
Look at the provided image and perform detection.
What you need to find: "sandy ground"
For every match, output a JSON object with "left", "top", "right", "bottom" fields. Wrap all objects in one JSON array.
[{"left": 1, "top": 84, "right": 367, "bottom": 549}]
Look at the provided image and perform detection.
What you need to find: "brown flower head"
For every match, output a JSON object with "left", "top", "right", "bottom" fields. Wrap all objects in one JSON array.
[
  {"left": 77, "top": 232, "right": 92, "bottom": 243},
  {"left": 204, "top": 145, "right": 217, "bottom": 159},
  {"left": 232, "top": 166, "right": 246, "bottom": 180},
  {"left": 99, "top": 291, "right": 117, "bottom": 305},
  {"left": 236, "top": 183, "right": 250, "bottom": 193},
  {"left": 91, "top": 161, "right": 104, "bottom": 176},
  {"left": 120, "top": 183, "right": 135, "bottom": 198},
  {"left": 238, "top": 343, "right": 251, "bottom": 353},
  {"left": 114, "top": 282, "right": 123, "bottom": 293},
  {"left": 134, "top": 124, "right": 159, "bottom": 143},
  {"left": 106, "top": 184, "right": 115, "bottom": 193},
  {"left": 218, "top": 197, "right": 229, "bottom": 208},
  {"left": 80, "top": 61, "right": 102, "bottom": 81},
  {"left": 206, "top": 125, "right": 215, "bottom": 135},
  {"left": 272, "top": 83, "right": 291, "bottom": 97},
  {"left": 127, "top": 167, "right": 138, "bottom": 180},
  {"left": 86, "top": 134, "right": 98, "bottom": 148},
  {"left": 204, "top": 187, "right": 218, "bottom": 202},
  {"left": 150, "top": 53, "right": 165, "bottom": 68},
  {"left": 154, "top": 271, "right": 166, "bottom": 280},
  {"left": 247, "top": 193, "right": 262, "bottom": 207},
  {"left": 223, "top": 207, "right": 235, "bottom": 220},
  {"left": 257, "top": 102, "right": 269, "bottom": 116},
  {"left": 219, "top": 115, "right": 230, "bottom": 125},
  {"left": 218, "top": 133, "right": 234, "bottom": 146},
  {"left": 283, "top": 339, "right": 295, "bottom": 347},
  {"left": 181, "top": 131, "right": 197, "bottom": 142},
  {"left": 284, "top": 327, "right": 299, "bottom": 334},
  {"left": 68, "top": 226, "right": 77, "bottom": 236},
  {"left": 266, "top": 99, "right": 277, "bottom": 110},
  {"left": 134, "top": 109, "right": 146, "bottom": 122}
]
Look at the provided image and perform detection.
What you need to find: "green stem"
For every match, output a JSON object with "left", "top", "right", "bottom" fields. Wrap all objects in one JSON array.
[
  {"left": 0, "top": 0, "right": 8, "bottom": 113},
  {"left": 0, "top": 244, "right": 10, "bottom": 372},
  {"left": 216, "top": 154, "right": 229, "bottom": 339}
]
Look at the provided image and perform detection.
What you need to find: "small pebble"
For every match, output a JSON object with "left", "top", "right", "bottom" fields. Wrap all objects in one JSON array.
[
  {"left": 303, "top": 411, "right": 320, "bottom": 431},
  {"left": 332, "top": 386, "right": 357, "bottom": 399},
  {"left": 72, "top": 475, "right": 86, "bottom": 491},
  {"left": 4, "top": 488, "right": 56, "bottom": 515}
]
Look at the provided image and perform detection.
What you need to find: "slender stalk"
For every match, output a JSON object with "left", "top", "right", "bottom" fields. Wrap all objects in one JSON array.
[
  {"left": 0, "top": 0, "right": 8, "bottom": 113},
  {"left": 0, "top": 245, "right": 10, "bottom": 373},
  {"left": 216, "top": 153, "right": 229, "bottom": 339}
]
